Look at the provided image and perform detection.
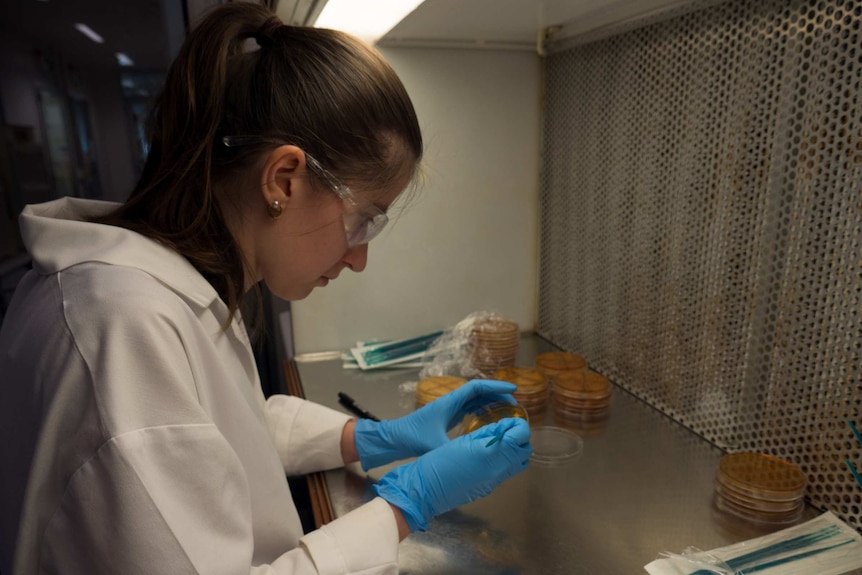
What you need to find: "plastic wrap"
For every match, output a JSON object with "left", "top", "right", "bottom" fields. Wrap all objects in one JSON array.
[
  {"left": 645, "top": 511, "right": 862, "bottom": 575},
  {"left": 418, "top": 310, "right": 519, "bottom": 380}
]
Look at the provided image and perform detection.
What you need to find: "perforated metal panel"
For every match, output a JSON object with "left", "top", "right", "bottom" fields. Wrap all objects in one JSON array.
[{"left": 539, "top": 0, "right": 862, "bottom": 529}]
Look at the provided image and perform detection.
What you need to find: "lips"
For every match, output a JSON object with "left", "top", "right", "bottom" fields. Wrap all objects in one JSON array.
[{"left": 319, "top": 270, "right": 341, "bottom": 286}]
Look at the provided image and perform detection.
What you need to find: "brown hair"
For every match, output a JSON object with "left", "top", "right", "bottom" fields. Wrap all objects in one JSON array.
[{"left": 94, "top": 2, "right": 422, "bottom": 323}]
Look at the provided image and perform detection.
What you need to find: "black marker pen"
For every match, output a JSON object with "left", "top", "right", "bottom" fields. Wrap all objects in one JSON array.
[{"left": 337, "top": 392, "right": 381, "bottom": 422}]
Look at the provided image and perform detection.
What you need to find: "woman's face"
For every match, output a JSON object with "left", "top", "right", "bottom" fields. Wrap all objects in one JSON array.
[{"left": 245, "top": 147, "right": 408, "bottom": 301}]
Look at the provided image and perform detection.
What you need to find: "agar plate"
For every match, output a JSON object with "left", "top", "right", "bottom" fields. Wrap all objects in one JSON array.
[
  {"left": 460, "top": 401, "right": 530, "bottom": 435},
  {"left": 416, "top": 376, "right": 467, "bottom": 406}
]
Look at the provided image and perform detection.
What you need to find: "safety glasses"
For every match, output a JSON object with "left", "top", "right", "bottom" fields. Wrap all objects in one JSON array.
[{"left": 221, "top": 135, "right": 388, "bottom": 246}]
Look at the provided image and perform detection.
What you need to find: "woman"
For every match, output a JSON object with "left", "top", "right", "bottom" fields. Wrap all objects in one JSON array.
[{"left": 0, "top": 3, "right": 531, "bottom": 574}]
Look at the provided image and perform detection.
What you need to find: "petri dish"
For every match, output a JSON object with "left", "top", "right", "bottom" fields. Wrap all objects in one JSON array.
[
  {"left": 552, "top": 392, "right": 612, "bottom": 409},
  {"left": 493, "top": 367, "right": 548, "bottom": 390},
  {"left": 494, "top": 367, "right": 551, "bottom": 411},
  {"left": 472, "top": 319, "right": 519, "bottom": 336},
  {"left": 553, "top": 400, "right": 612, "bottom": 418},
  {"left": 535, "top": 352, "right": 587, "bottom": 385},
  {"left": 553, "top": 410, "right": 610, "bottom": 437},
  {"left": 713, "top": 480, "right": 803, "bottom": 513},
  {"left": 713, "top": 492, "right": 805, "bottom": 526},
  {"left": 535, "top": 351, "right": 587, "bottom": 373},
  {"left": 460, "top": 401, "right": 529, "bottom": 435},
  {"left": 471, "top": 323, "right": 520, "bottom": 375},
  {"left": 551, "top": 370, "right": 612, "bottom": 419},
  {"left": 555, "top": 370, "right": 610, "bottom": 395},
  {"left": 415, "top": 376, "right": 467, "bottom": 406},
  {"left": 717, "top": 452, "right": 806, "bottom": 501},
  {"left": 529, "top": 426, "right": 583, "bottom": 466},
  {"left": 712, "top": 452, "right": 807, "bottom": 527}
]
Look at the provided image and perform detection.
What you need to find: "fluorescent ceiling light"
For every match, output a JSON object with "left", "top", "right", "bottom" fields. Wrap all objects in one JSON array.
[
  {"left": 115, "top": 52, "right": 135, "bottom": 67},
  {"left": 74, "top": 23, "right": 104, "bottom": 44},
  {"left": 314, "top": 0, "right": 425, "bottom": 45}
]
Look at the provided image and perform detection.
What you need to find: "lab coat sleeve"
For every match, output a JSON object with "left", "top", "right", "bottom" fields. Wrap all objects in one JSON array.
[
  {"left": 40, "top": 424, "right": 400, "bottom": 575},
  {"left": 265, "top": 394, "right": 353, "bottom": 475}
]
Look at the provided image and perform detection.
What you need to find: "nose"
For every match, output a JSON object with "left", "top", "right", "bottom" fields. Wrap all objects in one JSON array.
[{"left": 342, "top": 243, "right": 368, "bottom": 273}]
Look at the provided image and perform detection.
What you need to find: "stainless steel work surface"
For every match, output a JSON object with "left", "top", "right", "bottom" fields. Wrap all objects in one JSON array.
[{"left": 295, "top": 334, "right": 844, "bottom": 574}]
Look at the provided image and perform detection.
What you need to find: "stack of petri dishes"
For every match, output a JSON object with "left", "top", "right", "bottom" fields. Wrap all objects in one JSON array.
[
  {"left": 492, "top": 367, "right": 549, "bottom": 414},
  {"left": 535, "top": 351, "right": 587, "bottom": 387},
  {"left": 713, "top": 452, "right": 807, "bottom": 526},
  {"left": 552, "top": 370, "right": 612, "bottom": 422},
  {"left": 415, "top": 376, "right": 467, "bottom": 407},
  {"left": 470, "top": 319, "right": 519, "bottom": 376}
]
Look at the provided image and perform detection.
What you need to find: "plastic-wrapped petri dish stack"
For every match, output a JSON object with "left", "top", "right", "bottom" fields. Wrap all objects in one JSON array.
[
  {"left": 492, "top": 367, "right": 549, "bottom": 414},
  {"left": 535, "top": 351, "right": 587, "bottom": 386},
  {"left": 552, "top": 370, "right": 612, "bottom": 421},
  {"left": 713, "top": 452, "right": 807, "bottom": 526},
  {"left": 470, "top": 319, "right": 519, "bottom": 376},
  {"left": 415, "top": 376, "right": 467, "bottom": 407}
]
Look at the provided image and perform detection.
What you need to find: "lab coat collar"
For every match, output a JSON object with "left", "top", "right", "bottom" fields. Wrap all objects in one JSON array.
[{"left": 19, "top": 197, "right": 221, "bottom": 310}]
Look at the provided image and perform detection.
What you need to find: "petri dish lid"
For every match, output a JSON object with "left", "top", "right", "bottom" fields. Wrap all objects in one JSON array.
[
  {"left": 530, "top": 426, "right": 583, "bottom": 466},
  {"left": 494, "top": 367, "right": 547, "bottom": 389},
  {"left": 718, "top": 453, "right": 806, "bottom": 500},
  {"left": 416, "top": 376, "right": 467, "bottom": 405},
  {"left": 536, "top": 351, "right": 587, "bottom": 373}
]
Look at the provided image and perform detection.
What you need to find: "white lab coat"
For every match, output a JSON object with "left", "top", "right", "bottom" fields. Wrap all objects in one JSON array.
[{"left": 0, "top": 197, "right": 399, "bottom": 574}]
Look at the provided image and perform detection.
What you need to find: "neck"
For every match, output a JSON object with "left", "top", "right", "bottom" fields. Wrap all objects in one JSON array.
[{"left": 217, "top": 200, "right": 259, "bottom": 295}]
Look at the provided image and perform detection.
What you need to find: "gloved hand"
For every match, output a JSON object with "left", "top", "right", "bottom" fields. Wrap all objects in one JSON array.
[
  {"left": 354, "top": 379, "right": 517, "bottom": 470},
  {"left": 374, "top": 417, "right": 531, "bottom": 532}
]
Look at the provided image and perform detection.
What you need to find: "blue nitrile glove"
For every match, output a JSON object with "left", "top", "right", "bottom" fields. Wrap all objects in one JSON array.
[
  {"left": 373, "top": 417, "right": 531, "bottom": 532},
  {"left": 354, "top": 379, "right": 517, "bottom": 470}
]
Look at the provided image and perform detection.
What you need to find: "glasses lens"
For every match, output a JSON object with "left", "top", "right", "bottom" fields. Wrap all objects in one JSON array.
[
  {"left": 344, "top": 209, "right": 388, "bottom": 246},
  {"left": 302, "top": 152, "right": 390, "bottom": 246}
]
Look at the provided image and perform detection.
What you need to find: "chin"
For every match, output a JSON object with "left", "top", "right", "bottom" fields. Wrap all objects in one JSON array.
[
  {"left": 266, "top": 284, "right": 313, "bottom": 302},
  {"left": 289, "top": 288, "right": 315, "bottom": 301}
]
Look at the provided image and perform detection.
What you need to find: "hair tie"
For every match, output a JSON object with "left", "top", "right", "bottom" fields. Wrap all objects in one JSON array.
[
  {"left": 253, "top": 32, "right": 273, "bottom": 48},
  {"left": 254, "top": 16, "right": 282, "bottom": 47},
  {"left": 239, "top": 32, "right": 272, "bottom": 54}
]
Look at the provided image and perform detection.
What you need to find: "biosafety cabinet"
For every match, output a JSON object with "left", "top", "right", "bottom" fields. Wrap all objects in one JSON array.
[{"left": 262, "top": 1, "right": 862, "bottom": 571}]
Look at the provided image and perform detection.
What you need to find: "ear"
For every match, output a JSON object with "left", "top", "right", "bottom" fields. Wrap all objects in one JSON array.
[{"left": 259, "top": 144, "right": 308, "bottom": 208}]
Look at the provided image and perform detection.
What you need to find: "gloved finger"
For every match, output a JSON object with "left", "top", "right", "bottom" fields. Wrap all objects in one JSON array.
[
  {"left": 463, "top": 379, "right": 518, "bottom": 396},
  {"left": 492, "top": 420, "right": 533, "bottom": 472},
  {"left": 452, "top": 393, "right": 518, "bottom": 430},
  {"left": 502, "top": 448, "right": 533, "bottom": 477},
  {"left": 461, "top": 392, "right": 517, "bottom": 413},
  {"left": 460, "top": 420, "right": 507, "bottom": 441},
  {"left": 496, "top": 417, "right": 532, "bottom": 446},
  {"left": 443, "top": 379, "right": 517, "bottom": 406},
  {"left": 441, "top": 381, "right": 517, "bottom": 429},
  {"left": 461, "top": 417, "right": 528, "bottom": 442}
]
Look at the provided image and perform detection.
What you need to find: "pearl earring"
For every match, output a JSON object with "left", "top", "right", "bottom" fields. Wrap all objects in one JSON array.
[{"left": 267, "top": 199, "right": 284, "bottom": 219}]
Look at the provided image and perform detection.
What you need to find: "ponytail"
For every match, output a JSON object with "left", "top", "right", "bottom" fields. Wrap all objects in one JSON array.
[{"left": 93, "top": 3, "right": 423, "bottom": 326}]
